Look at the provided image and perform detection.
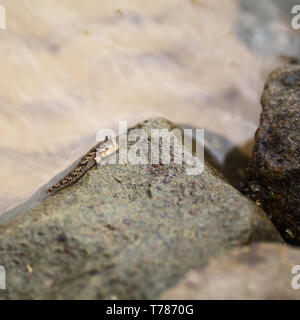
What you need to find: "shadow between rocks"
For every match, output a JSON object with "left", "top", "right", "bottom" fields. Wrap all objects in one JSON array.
[{"left": 180, "top": 124, "right": 253, "bottom": 192}]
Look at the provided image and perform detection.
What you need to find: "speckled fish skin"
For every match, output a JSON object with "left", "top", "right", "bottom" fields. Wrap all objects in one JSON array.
[
  {"left": 47, "top": 137, "right": 117, "bottom": 195},
  {"left": 47, "top": 143, "right": 100, "bottom": 195}
]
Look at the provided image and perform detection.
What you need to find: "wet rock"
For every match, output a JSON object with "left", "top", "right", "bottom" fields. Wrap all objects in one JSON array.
[
  {"left": 0, "top": 118, "right": 282, "bottom": 300},
  {"left": 244, "top": 65, "right": 300, "bottom": 244},
  {"left": 161, "top": 243, "right": 300, "bottom": 300}
]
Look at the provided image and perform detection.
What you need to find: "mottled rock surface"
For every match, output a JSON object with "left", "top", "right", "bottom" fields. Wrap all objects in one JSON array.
[
  {"left": 244, "top": 65, "right": 300, "bottom": 244},
  {"left": 0, "top": 118, "right": 281, "bottom": 300},
  {"left": 161, "top": 243, "right": 300, "bottom": 300}
]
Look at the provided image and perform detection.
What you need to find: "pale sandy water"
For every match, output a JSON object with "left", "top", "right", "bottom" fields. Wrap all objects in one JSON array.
[{"left": 0, "top": 0, "right": 299, "bottom": 217}]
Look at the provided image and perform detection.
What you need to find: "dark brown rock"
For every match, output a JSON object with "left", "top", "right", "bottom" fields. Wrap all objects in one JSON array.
[{"left": 244, "top": 65, "right": 300, "bottom": 244}]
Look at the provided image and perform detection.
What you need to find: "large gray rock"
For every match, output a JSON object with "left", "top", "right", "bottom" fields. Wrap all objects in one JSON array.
[
  {"left": 161, "top": 243, "right": 300, "bottom": 300},
  {"left": 0, "top": 118, "right": 281, "bottom": 299}
]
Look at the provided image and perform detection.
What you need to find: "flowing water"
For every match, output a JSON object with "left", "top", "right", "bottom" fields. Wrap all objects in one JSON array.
[{"left": 0, "top": 0, "right": 299, "bottom": 218}]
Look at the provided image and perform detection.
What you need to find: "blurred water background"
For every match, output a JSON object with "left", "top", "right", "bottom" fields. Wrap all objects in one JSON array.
[{"left": 0, "top": 0, "right": 299, "bottom": 217}]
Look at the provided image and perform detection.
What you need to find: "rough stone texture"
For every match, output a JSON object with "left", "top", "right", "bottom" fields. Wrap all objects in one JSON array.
[
  {"left": 161, "top": 243, "right": 300, "bottom": 300},
  {"left": 244, "top": 65, "right": 300, "bottom": 244},
  {"left": 0, "top": 118, "right": 281, "bottom": 300}
]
